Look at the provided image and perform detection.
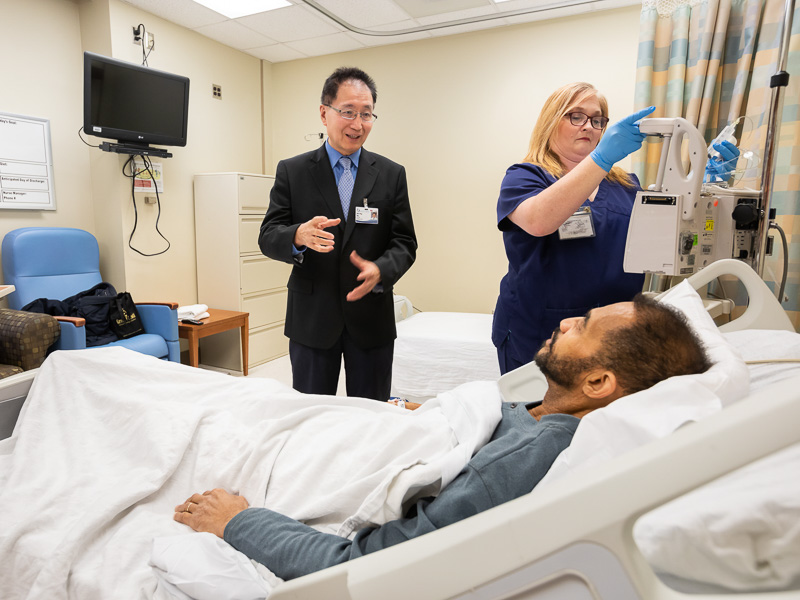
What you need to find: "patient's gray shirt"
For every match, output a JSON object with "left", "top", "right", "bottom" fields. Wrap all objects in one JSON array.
[{"left": 224, "top": 401, "right": 578, "bottom": 580}]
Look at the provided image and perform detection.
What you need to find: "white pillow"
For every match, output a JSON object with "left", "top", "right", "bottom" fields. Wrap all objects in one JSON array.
[
  {"left": 634, "top": 328, "right": 800, "bottom": 592},
  {"left": 537, "top": 280, "right": 748, "bottom": 486},
  {"left": 634, "top": 441, "right": 800, "bottom": 591}
]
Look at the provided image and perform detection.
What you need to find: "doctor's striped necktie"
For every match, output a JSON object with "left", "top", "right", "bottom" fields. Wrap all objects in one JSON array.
[{"left": 338, "top": 156, "right": 354, "bottom": 221}]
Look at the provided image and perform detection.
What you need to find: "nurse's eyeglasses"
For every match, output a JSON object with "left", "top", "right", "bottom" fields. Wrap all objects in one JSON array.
[{"left": 565, "top": 112, "right": 609, "bottom": 130}]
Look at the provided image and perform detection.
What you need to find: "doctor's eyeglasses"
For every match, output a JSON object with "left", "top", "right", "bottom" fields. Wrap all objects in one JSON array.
[
  {"left": 565, "top": 112, "right": 609, "bottom": 130},
  {"left": 324, "top": 105, "right": 378, "bottom": 122}
]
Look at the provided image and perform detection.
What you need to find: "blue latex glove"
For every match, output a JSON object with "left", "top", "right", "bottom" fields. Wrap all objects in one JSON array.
[
  {"left": 704, "top": 140, "right": 740, "bottom": 183},
  {"left": 589, "top": 106, "right": 656, "bottom": 171}
]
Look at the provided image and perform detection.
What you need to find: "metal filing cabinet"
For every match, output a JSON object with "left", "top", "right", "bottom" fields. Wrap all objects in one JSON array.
[{"left": 193, "top": 173, "right": 291, "bottom": 372}]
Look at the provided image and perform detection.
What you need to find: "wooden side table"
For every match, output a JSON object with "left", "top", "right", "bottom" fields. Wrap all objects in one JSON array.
[
  {"left": 0, "top": 285, "right": 15, "bottom": 300},
  {"left": 178, "top": 308, "right": 250, "bottom": 376}
]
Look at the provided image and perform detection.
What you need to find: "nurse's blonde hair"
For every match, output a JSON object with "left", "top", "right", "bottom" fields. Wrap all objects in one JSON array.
[{"left": 523, "top": 82, "right": 635, "bottom": 188}]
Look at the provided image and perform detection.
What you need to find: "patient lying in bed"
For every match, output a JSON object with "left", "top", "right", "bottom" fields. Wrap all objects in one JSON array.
[{"left": 174, "top": 294, "right": 712, "bottom": 581}]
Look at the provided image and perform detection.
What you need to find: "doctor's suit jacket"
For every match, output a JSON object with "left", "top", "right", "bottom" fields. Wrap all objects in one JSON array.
[{"left": 258, "top": 144, "right": 417, "bottom": 351}]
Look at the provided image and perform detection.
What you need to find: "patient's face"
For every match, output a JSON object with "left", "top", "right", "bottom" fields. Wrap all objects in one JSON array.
[
  {"left": 535, "top": 302, "right": 636, "bottom": 388},
  {"left": 535, "top": 347, "right": 595, "bottom": 389}
]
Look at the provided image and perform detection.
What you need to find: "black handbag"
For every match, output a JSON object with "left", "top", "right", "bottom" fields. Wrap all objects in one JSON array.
[{"left": 109, "top": 292, "right": 145, "bottom": 339}]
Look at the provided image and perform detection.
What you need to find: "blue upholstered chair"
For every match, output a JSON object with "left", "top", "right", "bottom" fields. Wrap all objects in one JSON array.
[{"left": 2, "top": 227, "right": 179, "bottom": 362}]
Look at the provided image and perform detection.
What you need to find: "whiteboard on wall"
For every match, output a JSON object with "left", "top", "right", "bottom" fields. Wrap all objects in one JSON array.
[{"left": 0, "top": 111, "right": 56, "bottom": 210}]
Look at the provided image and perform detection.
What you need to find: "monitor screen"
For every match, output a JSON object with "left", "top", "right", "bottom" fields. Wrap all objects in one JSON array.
[{"left": 83, "top": 52, "right": 190, "bottom": 148}]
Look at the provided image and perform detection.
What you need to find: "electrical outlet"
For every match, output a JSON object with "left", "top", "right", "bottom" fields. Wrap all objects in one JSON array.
[
  {"left": 132, "top": 26, "right": 155, "bottom": 50},
  {"left": 212, "top": 84, "right": 222, "bottom": 99},
  {"left": 144, "top": 195, "right": 157, "bottom": 205}
]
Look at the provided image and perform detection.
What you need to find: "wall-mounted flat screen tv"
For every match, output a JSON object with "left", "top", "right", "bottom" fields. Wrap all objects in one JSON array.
[{"left": 83, "top": 51, "right": 190, "bottom": 150}]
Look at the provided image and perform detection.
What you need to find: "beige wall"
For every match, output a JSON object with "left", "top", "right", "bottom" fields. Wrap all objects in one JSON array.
[
  {"left": 0, "top": 0, "right": 95, "bottom": 236},
  {"left": 1, "top": 0, "right": 641, "bottom": 316},
  {"left": 268, "top": 6, "right": 641, "bottom": 313},
  {"left": 1, "top": 0, "right": 263, "bottom": 307}
]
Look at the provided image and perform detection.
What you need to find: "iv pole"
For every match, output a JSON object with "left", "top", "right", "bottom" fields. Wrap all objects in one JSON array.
[{"left": 754, "top": 0, "right": 796, "bottom": 283}]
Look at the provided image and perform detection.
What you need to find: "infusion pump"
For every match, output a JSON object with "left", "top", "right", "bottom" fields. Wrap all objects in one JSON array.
[{"left": 623, "top": 118, "right": 762, "bottom": 276}]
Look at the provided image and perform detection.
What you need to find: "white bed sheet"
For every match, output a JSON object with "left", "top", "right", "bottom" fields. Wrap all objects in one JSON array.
[
  {"left": 0, "top": 347, "right": 501, "bottom": 599},
  {"left": 392, "top": 311, "right": 499, "bottom": 401}
]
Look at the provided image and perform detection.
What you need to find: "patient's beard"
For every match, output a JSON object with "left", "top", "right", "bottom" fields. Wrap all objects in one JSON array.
[{"left": 535, "top": 332, "right": 597, "bottom": 389}]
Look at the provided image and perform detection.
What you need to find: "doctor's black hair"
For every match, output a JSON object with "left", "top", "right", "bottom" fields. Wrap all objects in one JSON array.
[
  {"left": 321, "top": 67, "right": 378, "bottom": 106},
  {"left": 599, "top": 294, "right": 712, "bottom": 395}
]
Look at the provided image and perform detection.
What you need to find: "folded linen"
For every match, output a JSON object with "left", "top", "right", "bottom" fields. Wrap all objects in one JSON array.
[{"left": 178, "top": 304, "right": 209, "bottom": 320}]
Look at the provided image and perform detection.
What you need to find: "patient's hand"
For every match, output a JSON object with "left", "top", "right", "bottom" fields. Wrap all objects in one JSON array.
[
  {"left": 387, "top": 398, "right": 422, "bottom": 410},
  {"left": 174, "top": 488, "right": 249, "bottom": 538}
]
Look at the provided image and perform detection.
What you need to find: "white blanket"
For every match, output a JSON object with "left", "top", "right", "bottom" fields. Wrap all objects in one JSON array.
[{"left": 0, "top": 347, "right": 501, "bottom": 599}]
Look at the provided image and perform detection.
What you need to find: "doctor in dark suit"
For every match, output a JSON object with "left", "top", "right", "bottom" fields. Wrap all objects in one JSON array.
[{"left": 259, "top": 67, "right": 417, "bottom": 401}]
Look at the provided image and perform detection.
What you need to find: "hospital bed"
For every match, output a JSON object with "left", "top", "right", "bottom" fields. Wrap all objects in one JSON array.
[
  {"left": 1, "top": 260, "right": 799, "bottom": 599},
  {"left": 267, "top": 259, "right": 800, "bottom": 599},
  {"left": 391, "top": 295, "right": 499, "bottom": 403}
]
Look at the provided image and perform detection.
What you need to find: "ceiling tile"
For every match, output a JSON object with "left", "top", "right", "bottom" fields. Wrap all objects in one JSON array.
[
  {"left": 414, "top": 4, "right": 498, "bottom": 25},
  {"left": 246, "top": 43, "right": 308, "bottom": 63},
  {"left": 503, "top": 3, "right": 592, "bottom": 24},
  {"left": 495, "top": 0, "right": 638, "bottom": 22},
  {"left": 426, "top": 18, "right": 509, "bottom": 36},
  {"left": 236, "top": 5, "right": 341, "bottom": 43},
  {"left": 285, "top": 32, "right": 366, "bottom": 57},
  {"left": 194, "top": 20, "right": 278, "bottom": 49},
  {"left": 120, "top": 0, "right": 227, "bottom": 29},
  {"left": 305, "top": 0, "right": 413, "bottom": 29},
  {"left": 393, "top": 0, "right": 492, "bottom": 19}
]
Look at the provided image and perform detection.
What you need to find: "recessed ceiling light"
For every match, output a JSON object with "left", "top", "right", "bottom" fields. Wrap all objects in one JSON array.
[{"left": 192, "top": 0, "right": 291, "bottom": 19}]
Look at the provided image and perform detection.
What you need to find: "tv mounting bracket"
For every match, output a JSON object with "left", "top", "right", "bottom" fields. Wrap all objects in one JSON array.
[{"left": 99, "top": 142, "right": 173, "bottom": 159}]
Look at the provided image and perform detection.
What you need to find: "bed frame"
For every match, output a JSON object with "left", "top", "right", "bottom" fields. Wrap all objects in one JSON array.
[{"left": 0, "top": 369, "right": 35, "bottom": 441}]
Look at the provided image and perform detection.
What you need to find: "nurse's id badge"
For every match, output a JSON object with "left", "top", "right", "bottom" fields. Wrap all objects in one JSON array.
[
  {"left": 558, "top": 206, "right": 595, "bottom": 240},
  {"left": 355, "top": 198, "right": 379, "bottom": 224}
]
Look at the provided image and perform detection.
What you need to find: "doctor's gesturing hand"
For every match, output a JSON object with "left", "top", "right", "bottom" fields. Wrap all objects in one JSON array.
[
  {"left": 294, "top": 216, "right": 341, "bottom": 253},
  {"left": 589, "top": 106, "right": 656, "bottom": 172},
  {"left": 347, "top": 251, "right": 381, "bottom": 301}
]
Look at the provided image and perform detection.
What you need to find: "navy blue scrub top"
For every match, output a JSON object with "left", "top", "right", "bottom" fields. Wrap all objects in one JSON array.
[{"left": 492, "top": 163, "right": 645, "bottom": 365}]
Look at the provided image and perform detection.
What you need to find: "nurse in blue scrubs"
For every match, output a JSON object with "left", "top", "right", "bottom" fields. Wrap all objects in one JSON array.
[{"left": 492, "top": 82, "right": 654, "bottom": 375}]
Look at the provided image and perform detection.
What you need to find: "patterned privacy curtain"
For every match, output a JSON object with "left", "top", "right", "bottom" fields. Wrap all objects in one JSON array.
[{"left": 633, "top": 0, "right": 800, "bottom": 330}]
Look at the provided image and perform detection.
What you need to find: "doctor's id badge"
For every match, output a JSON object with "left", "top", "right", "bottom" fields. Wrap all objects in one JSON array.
[
  {"left": 558, "top": 206, "right": 596, "bottom": 240},
  {"left": 355, "top": 199, "right": 379, "bottom": 224}
]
